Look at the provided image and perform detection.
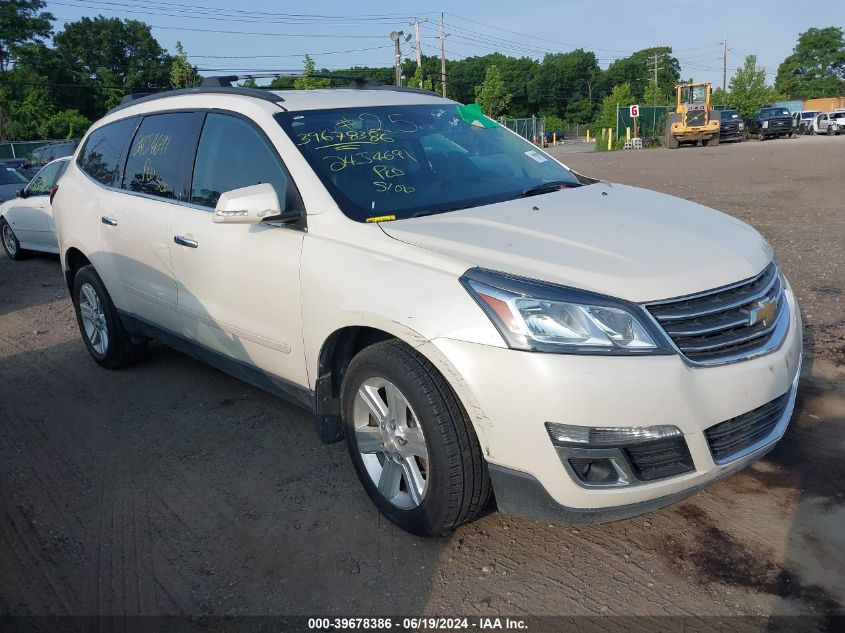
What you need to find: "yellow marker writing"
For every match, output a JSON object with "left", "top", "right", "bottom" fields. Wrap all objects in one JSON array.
[{"left": 365, "top": 214, "right": 396, "bottom": 223}]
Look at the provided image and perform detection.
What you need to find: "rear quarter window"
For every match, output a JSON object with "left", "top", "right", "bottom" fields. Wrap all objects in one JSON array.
[{"left": 78, "top": 117, "right": 138, "bottom": 186}]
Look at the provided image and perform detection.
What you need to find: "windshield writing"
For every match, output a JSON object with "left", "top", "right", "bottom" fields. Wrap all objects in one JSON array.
[{"left": 276, "top": 105, "right": 580, "bottom": 222}]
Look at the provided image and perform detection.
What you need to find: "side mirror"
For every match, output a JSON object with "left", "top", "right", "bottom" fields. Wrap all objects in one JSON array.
[
  {"left": 212, "top": 183, "right": 299, "bottom": 225},
  {"left": 16, "top": 189, "right": 28, "bottom": 199}
]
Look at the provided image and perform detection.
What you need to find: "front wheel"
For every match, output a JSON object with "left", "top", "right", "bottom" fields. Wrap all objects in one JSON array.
[
  {"left": 758, "top": 131, "right": 766, "bottom": 141},
  {"left": 342, "top": 340, "right": 492, "bottom": 536},
  {"left": 1, "top": 219, "right": 30, "bottom": 260},
  {"left": 72, "top": 265, "right": 140, "bottom": 368}
]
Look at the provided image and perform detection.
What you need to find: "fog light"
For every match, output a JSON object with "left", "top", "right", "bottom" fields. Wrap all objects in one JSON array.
[
  {"left": 545, "top": 422, "right": 683, "bottom": 447},
  {"left": 568, "top": 458, "right": 620, "bottom": 484}
]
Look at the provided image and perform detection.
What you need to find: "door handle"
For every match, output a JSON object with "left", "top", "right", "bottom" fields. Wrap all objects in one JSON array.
[
  {"left": 101, "top": 216, "right": 118, "bottom": 226},
  {"left": 173, "top": 235, "right": 198, "bottom": 248}
]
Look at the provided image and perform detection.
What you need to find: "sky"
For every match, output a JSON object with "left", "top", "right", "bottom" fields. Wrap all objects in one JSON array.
[{"left": 42, "top": 0, "right": 834, "bottom": 92}]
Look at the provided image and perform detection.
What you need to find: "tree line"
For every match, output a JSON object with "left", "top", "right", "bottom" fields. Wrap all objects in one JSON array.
[{"left": 1, "top": 0, "right": 843, "bottom": 141}]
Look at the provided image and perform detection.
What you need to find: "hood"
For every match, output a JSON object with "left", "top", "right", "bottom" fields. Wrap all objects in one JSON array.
[{"left": 380, "top": 182, "right": 772, "bottom": 302}]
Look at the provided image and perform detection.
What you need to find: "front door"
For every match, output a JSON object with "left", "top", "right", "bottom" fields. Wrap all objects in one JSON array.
[{"left": 169, "top": 112, "right": 308, "bottom": 386}]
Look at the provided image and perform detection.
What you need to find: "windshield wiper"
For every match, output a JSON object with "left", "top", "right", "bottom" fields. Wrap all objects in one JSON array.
[{"left": 518, "top": 180, "right": 580, "bottom": 198}]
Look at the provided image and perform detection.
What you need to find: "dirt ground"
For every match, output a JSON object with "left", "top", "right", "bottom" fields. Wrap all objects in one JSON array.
[{"left": 1, "top": 135, "right": 843, "bottom": 620}]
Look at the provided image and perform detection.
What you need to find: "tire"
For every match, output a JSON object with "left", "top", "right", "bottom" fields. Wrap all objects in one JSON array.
[
  {"left": 758, "top": 132, "right": 766, "bottom": 141},
  {"left": 827, "top": 126, "right": 834, "bottom": 136},
  {"left": 709, "top": 134, "right": 720, "bottom": 146},
  {"left": 1, "top": 218, "right": 31, "bottom": 260},
  {"left": 342, "top": 339, "right": 492, "bottom": 536},
  {"left": 71, "top": 265, "right": 139, "bottom": 369}
]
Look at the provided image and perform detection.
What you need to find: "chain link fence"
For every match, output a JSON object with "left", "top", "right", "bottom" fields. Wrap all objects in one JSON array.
[
  {"left": 0, "top": 140, "right": 71, "bottom": 162},
  {"left": 500, "top": 116, "right": 545, "bottom": 144}
]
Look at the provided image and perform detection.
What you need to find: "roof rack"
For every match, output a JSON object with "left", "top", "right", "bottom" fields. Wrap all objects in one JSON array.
[
  {"left": 108, "top": 85, "right": 287, "bottom": 115},
  {"left": 201, "top": 73, "right": 377, "bottom": 88},
  {"left": 201, "top": 73, "right": 440, "bottom": 96},
  {"left": 107, "top": 74, "right": 444, "bottom": 115}
]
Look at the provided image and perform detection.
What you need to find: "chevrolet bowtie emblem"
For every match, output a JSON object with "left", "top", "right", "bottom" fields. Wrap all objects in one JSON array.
[{"left": 746, "top": 299, "right": 777, "bottom": 327}]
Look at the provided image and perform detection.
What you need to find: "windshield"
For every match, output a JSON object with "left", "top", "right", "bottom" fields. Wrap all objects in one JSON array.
[
  {"left": 681, "top": 86, "right": 707, "bottom": 103},
  {"left": 721, "top": 110, "right": 740, "bottom": 119},
  {"left": 0, "top": 168, "right": 28, "bottom": 185},
  {"left": 760, "top": 108, "right": 790, "bottom": 118},
  {"left": 276, "top": 104, "right": 581, "bottom": 222},
  {"left": 832, "top": 112, "right": 845, "bottom": 120},
  {"left": 801, "top": 111, "right": 820, "bottom": 119}
]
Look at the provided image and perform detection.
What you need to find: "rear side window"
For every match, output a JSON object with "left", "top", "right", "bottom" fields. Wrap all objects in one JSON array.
[
  {"left": 190, "top": 113, "right": 294, "bottom": 209},
  {"left": 78, "top": 117, "right": 138, "bottom": 186},
  {"left": 123, "top": 112, "right": 203, "bottom": 200}
]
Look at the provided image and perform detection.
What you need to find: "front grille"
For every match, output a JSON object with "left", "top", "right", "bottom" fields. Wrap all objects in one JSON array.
[
  {"left": 769, "top": 119, "right": 790, "bottom": 130},
  {"left": 646, "top": 261, "right": 786, "bottom": 364},
  {"left": 721, "top": 122, "right": 739, "bottom": 135},
  {"left": 705, "top": 391, "right": 791, "bottom": 463},
  {"left": 687, "top": 110, "right": 706, "bottom": 127},
  {"left": 623, "top": 437, "right": 694, "bottom": 481}
]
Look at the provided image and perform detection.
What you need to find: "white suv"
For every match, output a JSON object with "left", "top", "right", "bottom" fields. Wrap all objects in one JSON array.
[{"left": 53, "top": 81, "right": 802, "bottom": 536}]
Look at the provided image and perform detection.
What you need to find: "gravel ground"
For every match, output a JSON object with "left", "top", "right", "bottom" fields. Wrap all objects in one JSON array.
[{"left": 1, "top": 135, "right": 843, "bottom": 620}]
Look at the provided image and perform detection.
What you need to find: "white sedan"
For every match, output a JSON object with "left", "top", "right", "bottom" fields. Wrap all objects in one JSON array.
[{"left": 0, "top": 157, "right": 70, "bottom": 260}]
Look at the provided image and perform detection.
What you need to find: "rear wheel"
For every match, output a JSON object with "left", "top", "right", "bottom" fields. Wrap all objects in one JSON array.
[
  {"left": 342, "top": 339, "right": 491, "bottom": 536},
  {"left": 1, "top": 219, "right": 30, "bottom": 260},
  {"left": 72, "top": 265, "right": 140, "bottom": 368}
]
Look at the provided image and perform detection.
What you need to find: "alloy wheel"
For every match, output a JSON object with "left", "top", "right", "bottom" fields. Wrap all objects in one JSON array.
[
  {"left": 353, "top": 377, "right": 429, "bottom": 509},
  {"left": 2, "top": 223, "right": 17, "bottom": 256},
  {"left": 78, "top": 283, "right": 109, "bottom": 355}
]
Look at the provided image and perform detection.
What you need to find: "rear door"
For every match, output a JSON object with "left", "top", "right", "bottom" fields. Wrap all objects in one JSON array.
[
  {"left": 98, "top": 111, "right": 204, "bottom": 333},
  {"left": 169, "top": 111, "right": 308, "bottom": 386}
]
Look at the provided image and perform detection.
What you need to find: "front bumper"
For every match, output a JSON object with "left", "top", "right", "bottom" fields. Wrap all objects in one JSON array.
[{"left": 430, "top": 284, "right": 802, "bottom": 520}]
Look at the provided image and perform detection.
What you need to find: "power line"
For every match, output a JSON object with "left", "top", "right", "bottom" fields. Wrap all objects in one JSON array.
[
  {"left": 52, "top": 17, "right": 392, "bottom": 38},
  {"left": 47, "top": 0, "right": 432, "bottom": 23},
  {"left": 187, "top": 46, "right": 394, "bottom": 60}
]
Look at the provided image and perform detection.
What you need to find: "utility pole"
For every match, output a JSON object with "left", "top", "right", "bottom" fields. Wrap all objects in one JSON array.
[
  {"left": 649, "top": 53, "right": 663, "bottom": 107},
  {"left": 390, "top": 31, "right": 402, "bottom": 86},
  {"left": 440, "top": 13, "right": 447, "bottom": 98},
  {"left": 722, "top": 32, "right": 728, "bottom": 91},
  {"left": 411, "top": 17, "right": 427, "bottom": 68}
]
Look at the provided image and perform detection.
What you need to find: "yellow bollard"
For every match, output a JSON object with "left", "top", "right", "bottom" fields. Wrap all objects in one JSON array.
[
  {"left": 552, "top": 132, "right": 556, "bottom": 146},
  {"left": 586, "top": 128, "right": 590, "bottom": 143},
  {"left": 607, "top": 129, "right": 612, "bottom": 150},
  {"left": 626, "top": 126, "right": 631, "bottom": 142}
]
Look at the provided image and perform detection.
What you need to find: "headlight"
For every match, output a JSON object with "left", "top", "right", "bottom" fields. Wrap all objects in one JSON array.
[
  {"left": 739, "top": 122, "right": 745, "bottom": 130},
  {"left": 460, "top": 269, "right": 670, "bottom": 354},
  {"left": 762, "top": 120, "right": 769, "bottom": 128}
]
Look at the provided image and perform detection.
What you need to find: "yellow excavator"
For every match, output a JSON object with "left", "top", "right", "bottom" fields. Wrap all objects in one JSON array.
[{"left": 665, "top": 82, "right": 720, "bottom": 148}]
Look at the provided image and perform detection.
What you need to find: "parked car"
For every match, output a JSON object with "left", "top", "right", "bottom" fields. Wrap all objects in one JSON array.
[
  {"left": 52, "top": 83, "right": 802, "bottom": 536},
  {"left": 30, "top": 140, "right": 79, "bottom": 166},
  {"left": 717, "top": 109, "right": 744, "bottom": 142},
  {"left": 1, "top": 158, "right": 39, "bottom": 181},
  {"left": 793, "top": 110, "right": 821, "bottom": 134},
  {"left": 0, "top": 157, "right": 70, "bottom": 259},
  {"left": 745, "top": 107, "right": 794, "bottom": 140},
  {"left": 812, "top": 110, "right": 845, "bottom": 135},
  {"left": 543, "top": 130, "right": 565, "bottom": 145},
  {"left": 0, "top": 165, "right": 30, "bottom": 204}
]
